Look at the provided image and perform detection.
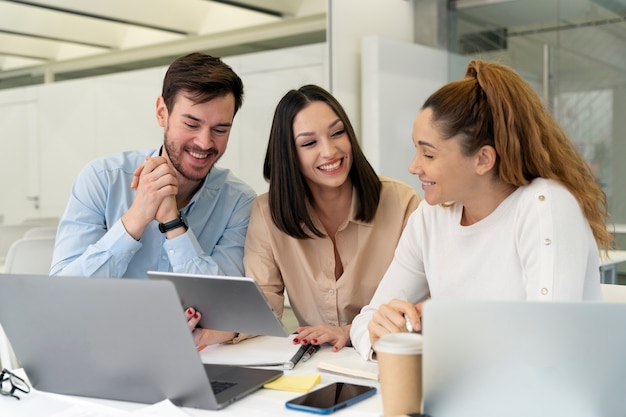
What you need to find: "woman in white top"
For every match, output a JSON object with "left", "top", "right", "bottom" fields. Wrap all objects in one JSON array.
[{"left": 350, "top": 59, "right": 614, "bottom": 359}]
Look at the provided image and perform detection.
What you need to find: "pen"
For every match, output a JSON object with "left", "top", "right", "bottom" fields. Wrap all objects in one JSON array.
[
  {"left": 285, "top": 343, "right": 310, "bottom": 370},
  {"left": 404, "top": 313, "right": 422, "bottom": 334},
  {"left": 404, "top": 314, "right": 414, "bottom": 333},
  {"left": 401, "top": 290, "right": 421, "bottom": 334},
  {"left": 301, "top": 344, "right": 321, "bottom": 362}
]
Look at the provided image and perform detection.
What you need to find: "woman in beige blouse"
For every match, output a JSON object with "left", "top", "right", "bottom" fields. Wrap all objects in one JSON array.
[{"left": 243, "top": 85, "right": 420, "bottom": 351}]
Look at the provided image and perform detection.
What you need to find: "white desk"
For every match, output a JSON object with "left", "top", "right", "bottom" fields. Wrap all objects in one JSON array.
[
  {"left": 0, "top": 341, "right": 382, "bottom": 417},
  {"left": 600, "top": 250, "right": 626, "bottom": 284}
]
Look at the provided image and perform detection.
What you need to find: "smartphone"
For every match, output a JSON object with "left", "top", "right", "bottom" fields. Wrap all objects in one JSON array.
[{"left": 285, "top": 382, "right": 377, "bottom": 414}]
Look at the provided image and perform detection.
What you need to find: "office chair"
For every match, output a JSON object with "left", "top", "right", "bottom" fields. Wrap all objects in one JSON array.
[
  {"left": 23, "top": 226, "right": 58, "bottom": 239},
  {"left": 0, "top": 224, "right": 33, "bottom": 265},
  {"left": 19, "top": 216, "right": 60, "bottom": 227},
  {"left": 3, "top": 236, "right": 55, "bottom": 275},
  {"left": 1, "top": 236, "right": 56, "bottom": 370}
]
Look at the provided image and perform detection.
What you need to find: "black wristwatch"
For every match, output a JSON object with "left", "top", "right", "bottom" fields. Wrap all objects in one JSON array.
[{"left": 158, "top": 212, "right": 188, "bottom": 233}]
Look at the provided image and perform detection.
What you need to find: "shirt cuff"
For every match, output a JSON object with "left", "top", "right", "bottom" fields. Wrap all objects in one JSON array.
[
  {"left": 163, "top": 230, "right": 201, "bottom": 268},
  {"left": 101, "top": 219, "right": 143, "bottom": 262}
]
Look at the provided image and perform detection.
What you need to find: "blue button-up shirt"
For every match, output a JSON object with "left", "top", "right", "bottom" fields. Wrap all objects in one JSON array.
[{"left": 50, "top": 149, "right": 256, "bottom": 278}]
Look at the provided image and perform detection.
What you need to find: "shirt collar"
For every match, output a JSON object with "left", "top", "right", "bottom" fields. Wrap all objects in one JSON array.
[{"left": 306, "top": 186, "right": 372, "bottom": 234}]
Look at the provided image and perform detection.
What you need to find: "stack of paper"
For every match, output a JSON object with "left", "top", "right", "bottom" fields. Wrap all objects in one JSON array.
[
  {"left": 199, "top": 335, "right": 301, "bottom": 368},
  {"left": 317, "top": 356, "right": 379, "bottom": 380}
]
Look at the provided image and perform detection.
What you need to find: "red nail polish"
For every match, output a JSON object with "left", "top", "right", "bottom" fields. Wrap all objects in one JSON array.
[
  {"left": 293, "top": 338, "right": 299, "bottom": 343},
  {"left": 187, "top": 308, "right": 192, "bottom": 314},
  {"left": 302, "top": 339, "right": 308, "bottom": 344},
  {"left": 193, "top": 313, "right": 199, "bottom": 319},
  {"left": 312, "top": 339, "right": 318, "bottom": 344}
]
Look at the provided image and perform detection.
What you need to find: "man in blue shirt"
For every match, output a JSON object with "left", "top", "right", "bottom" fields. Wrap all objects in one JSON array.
[{"left": 51, "top": 53, "right": 256, "bottom": 280}]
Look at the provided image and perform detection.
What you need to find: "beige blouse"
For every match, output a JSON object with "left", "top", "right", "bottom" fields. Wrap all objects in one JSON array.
[{"left": 243, "top": 176, "right": 420, "bottom": 328}]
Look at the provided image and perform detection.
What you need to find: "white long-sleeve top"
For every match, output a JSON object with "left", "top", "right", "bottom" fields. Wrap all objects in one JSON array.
[{"left": 351, "top": 178, "right": 601, "bottom": 359}]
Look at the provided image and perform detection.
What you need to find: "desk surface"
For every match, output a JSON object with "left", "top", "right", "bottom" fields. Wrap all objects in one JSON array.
[
  {"left": 0, "top": 339, "right": 382, "bottom": 417},
  {"left": 6, "top": 250, "right": 626, "bottom": 416}
]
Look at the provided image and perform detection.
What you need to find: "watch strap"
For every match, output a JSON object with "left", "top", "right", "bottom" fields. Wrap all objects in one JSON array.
[{"left": 158, "top": 212, "right": 187, "bottom": 233}]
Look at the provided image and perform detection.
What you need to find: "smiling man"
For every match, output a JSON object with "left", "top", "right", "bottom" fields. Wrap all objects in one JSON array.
[{"left": 50, "top": 53, "right": 255, "bottom": 279}]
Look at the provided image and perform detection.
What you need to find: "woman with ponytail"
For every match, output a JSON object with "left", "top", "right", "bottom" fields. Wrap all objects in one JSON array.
[{"left": 351, "top": 59, "right": 614, "bottom": 359}]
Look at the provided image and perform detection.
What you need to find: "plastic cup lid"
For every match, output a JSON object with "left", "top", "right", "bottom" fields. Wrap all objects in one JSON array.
[{"left": 374, "top": 332, "right": 423, "bottom": 355}]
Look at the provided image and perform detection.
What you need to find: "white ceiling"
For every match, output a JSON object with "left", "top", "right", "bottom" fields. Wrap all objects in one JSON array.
[{"left": 0, "top": 0, "right": 326, "bottom": 83}]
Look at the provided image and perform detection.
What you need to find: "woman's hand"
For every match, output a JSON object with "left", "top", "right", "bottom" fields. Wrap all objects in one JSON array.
[
  {"left": 367, "top": 299, "right": 423, "bottom": 348},
  {"left": 184, "top": 307, "right": 236, "bottom": 350},
  {"left": 293, "top": 324, "right": 351, "bottom": 352}
]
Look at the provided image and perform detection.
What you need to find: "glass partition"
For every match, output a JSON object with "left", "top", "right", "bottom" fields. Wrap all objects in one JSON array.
[{"left": 449, "top": 0, "right": 626, "bottom": 229}]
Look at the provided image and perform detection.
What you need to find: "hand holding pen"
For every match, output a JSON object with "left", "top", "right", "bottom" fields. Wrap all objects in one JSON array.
[
  {"left": 368, "top": 299, "right": 423, "bottom": 348},
  {"left": 398, "top": 290, "right": 423, "bottom": 334},
  {"left": 403, "top": 301, "right": 424, "bottom": 334}
]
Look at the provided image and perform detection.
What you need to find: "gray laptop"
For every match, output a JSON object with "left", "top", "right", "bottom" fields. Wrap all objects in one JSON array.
[
  {"left": 0, "top": 273, "right": 283, "bottom": 410},
  {"left": 422, "top": 300, "right": 626, "bottom": 417},
  {"left": 147, "top": 271, "right": 289, "bottom": 337}
]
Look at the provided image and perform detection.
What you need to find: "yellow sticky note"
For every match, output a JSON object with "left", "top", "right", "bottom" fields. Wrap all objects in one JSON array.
[{"left": 263, "top": 373, "right": 322, "bottom": 392}]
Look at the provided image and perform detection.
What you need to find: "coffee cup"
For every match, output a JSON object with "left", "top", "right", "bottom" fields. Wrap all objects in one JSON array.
[{"left": 374, "top": 332, "right": 423, "bottom": 417}]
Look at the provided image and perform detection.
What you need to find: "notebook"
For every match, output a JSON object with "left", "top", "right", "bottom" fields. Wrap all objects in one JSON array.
[
  {"left": 0, "top": 273, "right": 283, "bottom": 410},
  {"left": 146, "top": 271, "right": 289, "bottom": 337},
  {"left": 421, "top": 300, "right": 626, "bottom": 417},
  {"left": 316, "top": 356, "right": 378, "bottom": 380}
]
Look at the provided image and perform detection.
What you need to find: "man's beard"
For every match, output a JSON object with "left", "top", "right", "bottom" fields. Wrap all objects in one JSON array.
[{"left": 163, "top": 131, "right": 220, "bottom": 182}]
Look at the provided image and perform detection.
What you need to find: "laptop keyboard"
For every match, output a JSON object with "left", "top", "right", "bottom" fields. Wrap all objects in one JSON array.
[{"left": 211, "top": 380, "right": 237, "bottom": 394}]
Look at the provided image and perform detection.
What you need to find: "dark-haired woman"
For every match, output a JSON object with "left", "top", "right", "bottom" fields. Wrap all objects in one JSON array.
[{"left": 242, "top": 85, "right": 420, "bottom": 351}]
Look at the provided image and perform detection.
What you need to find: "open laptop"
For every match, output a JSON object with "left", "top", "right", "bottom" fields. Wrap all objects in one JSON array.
[
  {"left": 0, "top": 274, "right": 283, "bottom": 410},
  {"left": 421, "top": 300, "right": 626, "bottom": 417},
  {"left": 147, "top": 271, "right": 289, "bottom": 337}
]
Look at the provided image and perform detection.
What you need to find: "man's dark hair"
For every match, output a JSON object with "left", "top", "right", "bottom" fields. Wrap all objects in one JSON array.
[{"left": 161, "top": 52, "right": 244, "bottom": 114}]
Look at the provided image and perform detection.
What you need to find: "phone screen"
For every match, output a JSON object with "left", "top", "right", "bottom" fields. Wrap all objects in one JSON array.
[{"left": 285, "top": 382, "right": 377, "bottom": 414}]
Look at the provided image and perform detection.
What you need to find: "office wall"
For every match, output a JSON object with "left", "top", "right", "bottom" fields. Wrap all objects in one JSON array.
[
  {"left": 0, "top": 43, "right": 326, "bottom": 224},
  {"left": 0, "top": 96, "right": 40, "bottom": 222},
  {"left": 328, "top": 0, "right": 415, "bottom": 137},
  {"left": 0, "top": 35, "right": 480, "bottom": 224},
  {"left": 220, "top": 45, "right": 328, "bottom": 195},
  {"left": 0, "top": 36, "right": 467, "bottom": 223}
]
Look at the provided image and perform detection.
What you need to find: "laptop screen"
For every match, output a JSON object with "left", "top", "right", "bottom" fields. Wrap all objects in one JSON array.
[
  {"left": 0, "top": 274, "right": 282, "bottom": 410},
  {"left": 422, "top": 300, "right": 626, "bottom": 417}
]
